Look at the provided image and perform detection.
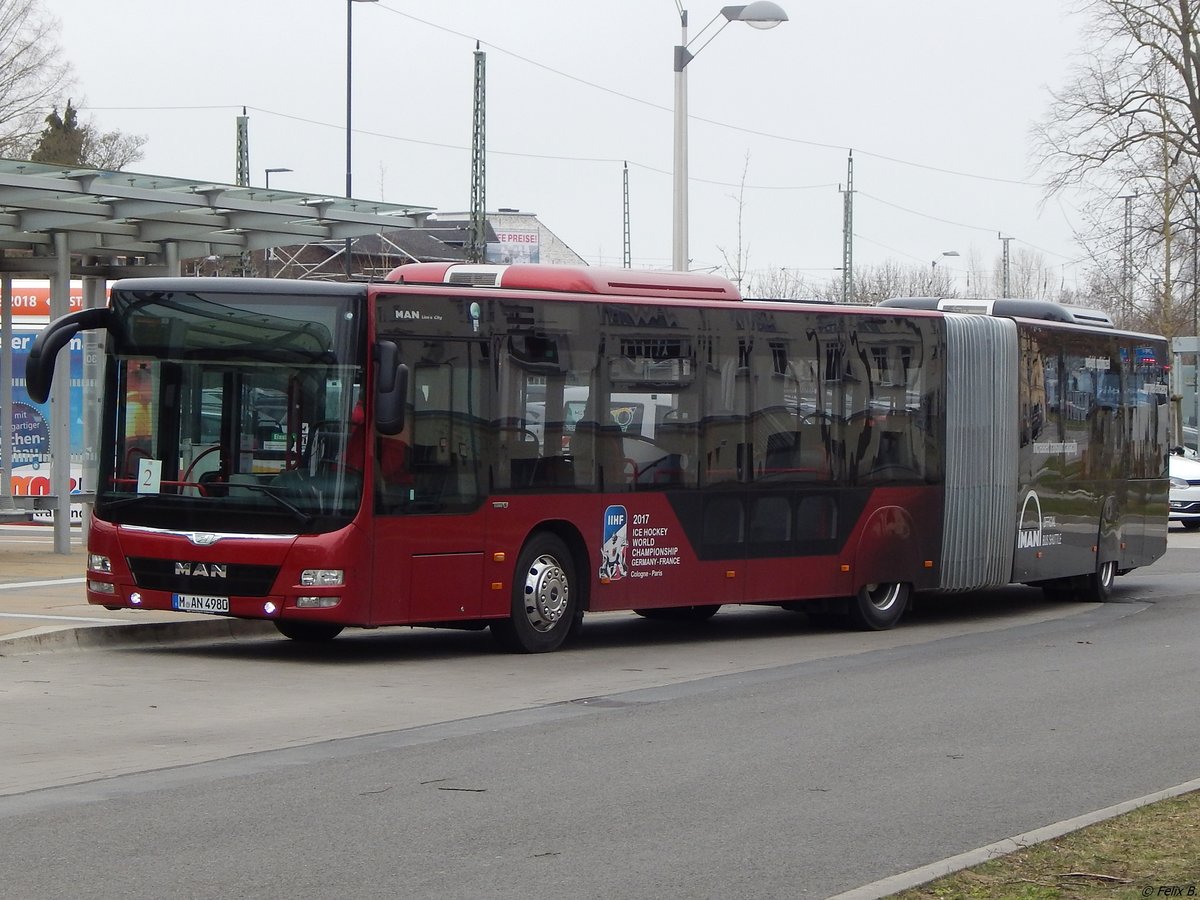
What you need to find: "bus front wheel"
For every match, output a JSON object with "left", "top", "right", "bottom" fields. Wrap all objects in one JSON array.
[
  {"left": 847, "top": 582, "right": 909, "bottom": 631},
  {"left": 492, "top": 534, "right": 578, "bottom": 653},
  {"left": 275, "top": 620, "right": 344, "bottom": 642}
]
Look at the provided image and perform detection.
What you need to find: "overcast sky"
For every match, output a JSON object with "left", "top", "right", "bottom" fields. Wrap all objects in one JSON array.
[{"left": 43, "top": 0, "right": 1089, "bottom": 291}]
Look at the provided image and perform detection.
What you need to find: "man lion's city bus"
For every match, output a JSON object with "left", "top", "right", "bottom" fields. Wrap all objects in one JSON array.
[{"left": 26, "top": 264, "right": 1169, "bottom": 652}]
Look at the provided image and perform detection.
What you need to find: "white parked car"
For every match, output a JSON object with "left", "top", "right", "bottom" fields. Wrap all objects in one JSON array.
[{"left": 1169, "top": 452, "right": 1200, "bottom": 529}]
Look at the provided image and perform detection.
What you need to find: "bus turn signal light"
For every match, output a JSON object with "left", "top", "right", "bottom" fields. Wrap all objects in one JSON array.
[{"left": 295, "top": 597, "right": 340, "bottom": 609}]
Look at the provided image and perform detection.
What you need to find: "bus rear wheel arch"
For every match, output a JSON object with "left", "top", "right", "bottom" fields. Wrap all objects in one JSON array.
[
  {"left": 1039, "top": 558, "right": 1117, "bottom": 604},
  {"left": 491, "top": 532, "right": 580, "bottom": 653},
  {"left": 847, "top": 582, "right": 909, "bottom": 631}
]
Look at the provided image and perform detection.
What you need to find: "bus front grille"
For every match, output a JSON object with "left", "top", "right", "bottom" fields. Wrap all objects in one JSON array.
[{"left": 127, "top": 557, "right": 280, "bottom": 597}]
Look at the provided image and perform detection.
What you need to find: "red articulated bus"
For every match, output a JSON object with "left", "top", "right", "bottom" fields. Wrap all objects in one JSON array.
[{"left": 26, "top": 265, "right": 1169, "bottom": 652}]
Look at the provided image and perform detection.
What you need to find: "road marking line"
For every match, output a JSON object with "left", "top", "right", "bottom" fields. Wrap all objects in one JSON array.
[
  {"left": 0, "top": 612, "right": 114, "bottom": 624},
  {"left": 0, "top": 578, "right": 86, "bottom": 591}
]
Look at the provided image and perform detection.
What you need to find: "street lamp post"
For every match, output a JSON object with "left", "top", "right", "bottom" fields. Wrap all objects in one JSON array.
[
  {"left": 930, "top": 250, "right": 959, "bottom": 293},
  {"left": 672, "top": 2, "right": 787, "bottom": 272},
  {"left": 346, "top": 0, "right": 378, "bottom": 280}
]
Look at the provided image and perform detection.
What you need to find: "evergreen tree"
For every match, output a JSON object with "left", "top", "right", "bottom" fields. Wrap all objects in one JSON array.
[{"left": 30, "top": 99, "right": 85, "bottom": 165}]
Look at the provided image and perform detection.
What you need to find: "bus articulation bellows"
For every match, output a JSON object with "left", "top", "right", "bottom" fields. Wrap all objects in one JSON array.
[{"left": 27, "top": 264, "right": 1169, "bottom": 652}]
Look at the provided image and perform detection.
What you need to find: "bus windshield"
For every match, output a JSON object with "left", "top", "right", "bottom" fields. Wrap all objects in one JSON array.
[{"left": 95, "top": 285, "right": 366, "bottom": 533}]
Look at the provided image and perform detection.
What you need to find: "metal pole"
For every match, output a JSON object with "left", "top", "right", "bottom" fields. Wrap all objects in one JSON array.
[
  {"left": 266, "top": 168, "right": 275, "bottom": 279},
  {"left": 344, "top": 0, "right": 354, "bottom": 280},
  {"left": 672, "top": 10, "right": 689, "bottom": 272},
  {"left": 81, "top": 274, "right": 105, "bottom": 543},
  {"left": 51, "top": 232, "right": 71, "bottom": 553},
  {"left": 1192, "top": 187, "right": 1198, "bottom": 337},
  {"left": 1, "top": 278, "right": 12, "bottom": 513}
]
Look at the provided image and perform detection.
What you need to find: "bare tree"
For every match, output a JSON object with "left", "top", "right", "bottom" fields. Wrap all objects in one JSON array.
[
  {"left": 717, "top": 152, "right": 752, "bottom": 292},
  {"left": 745, "top": 267, "right": 812, "bottom": 300},
  {"left": 1035, "top": 1, "right": 1200, "bottom": 330},
  {"left": 0, "top": 0, "right": 72, "bottom": 158},
  {"left": 81, "top": 121, "right": 146, "bottom": 170},
  {"left": 1000, "top": 246, "right": 1060, "bottom": 299},
  {"left": 1036, "top": 0, "right": 1200, "bottom": 194},
  {"left": 795, "top": 261, "right": 960, "bottom": 305}
]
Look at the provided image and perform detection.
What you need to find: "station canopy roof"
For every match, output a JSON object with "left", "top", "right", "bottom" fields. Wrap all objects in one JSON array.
[{"left": 0, "top": 158, "right": 432, "bottom": 279}]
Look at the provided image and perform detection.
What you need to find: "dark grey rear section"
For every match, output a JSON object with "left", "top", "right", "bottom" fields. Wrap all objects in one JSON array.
[{"left": 939, "top": 314, "right": 1018, "bottom": 589}]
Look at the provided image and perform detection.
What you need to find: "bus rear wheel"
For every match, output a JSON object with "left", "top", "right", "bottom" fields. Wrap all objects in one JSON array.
[
  {"left": 1073, "top": 559, "right": 1117, "bottom": 603},
  {"left": 847, "top": 582, "right": 909, "bottom": 631},
  {"left": 492, "top": 534, "right": 578, "bottom": 653},
  {"left": 274, "top": 620, "right": 344, "bottom": 642}
]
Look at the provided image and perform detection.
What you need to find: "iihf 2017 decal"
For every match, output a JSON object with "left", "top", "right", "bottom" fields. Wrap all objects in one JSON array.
[{"left": 598, "top": 505, "right": 628, "bottom": 583}]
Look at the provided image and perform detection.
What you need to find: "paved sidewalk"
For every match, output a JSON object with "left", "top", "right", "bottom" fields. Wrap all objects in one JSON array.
[{"left": 0, "top": 526, "right": 272, "bottom": 651}]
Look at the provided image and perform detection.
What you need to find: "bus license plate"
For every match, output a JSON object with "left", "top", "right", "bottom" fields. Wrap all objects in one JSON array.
[{"left": 172, "top": 594, "right": 230, "bottom": 614}]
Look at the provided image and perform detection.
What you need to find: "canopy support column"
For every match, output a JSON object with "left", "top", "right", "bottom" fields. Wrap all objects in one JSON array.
[
  {"left": 50, "top": 232, "right": 72, "bottom": 554},
  {"left": 1, "top": 277, "right": 13, "bottom": 516}
]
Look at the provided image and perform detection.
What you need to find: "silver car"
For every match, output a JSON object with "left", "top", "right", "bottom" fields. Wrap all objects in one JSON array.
[{"left": 1169, "top": 452, "right": 1200, "bottom": 530}]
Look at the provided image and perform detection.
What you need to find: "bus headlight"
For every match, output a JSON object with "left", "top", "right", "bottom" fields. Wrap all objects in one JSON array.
[
  {"left": 88, "top": 580, "right": 116, "bottom": 594},
  {"left": 300, "top": 569, "right": 344, "bottom": 586},
  {"left": 88, "top": 554, "right": 112, "bottom": 574}
]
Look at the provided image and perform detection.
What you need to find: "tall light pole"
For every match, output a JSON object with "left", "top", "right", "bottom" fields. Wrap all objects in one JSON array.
[
  {"left": 1188, "top": 185, "right": 1198, "bottom": 337},
  {"left": 930, "top": 250, "right": 959, "bottom": 293},
  {"left": 672, "top": 2, "right": 787, "bottom": 272},
  {"left": 346, "top": 0, "right": 378, "bottom": 280}
]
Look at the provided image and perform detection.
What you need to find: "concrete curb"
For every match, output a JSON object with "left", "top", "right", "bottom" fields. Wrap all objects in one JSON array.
[
  {"left": 826, "top": 775, "right": 1200, "bottom": 899},
  {"left": 0, "top": 618, "right": 277, "bottom": 654}
]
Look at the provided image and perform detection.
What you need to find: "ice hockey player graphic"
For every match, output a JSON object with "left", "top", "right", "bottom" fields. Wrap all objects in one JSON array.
[{"left": 598, "top": 505, "right": 628, "bottom": 583}]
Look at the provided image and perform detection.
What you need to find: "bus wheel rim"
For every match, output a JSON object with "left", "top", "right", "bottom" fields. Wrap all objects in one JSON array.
[
  {"left": 864, "top": 582, "right": 901, "bottom": 612},
  {"left": 523, "top": 554, "right": 569, "bottom": 632},
  {"left": 1100, "top": 560, "right": 1116, "bottom": 588}
]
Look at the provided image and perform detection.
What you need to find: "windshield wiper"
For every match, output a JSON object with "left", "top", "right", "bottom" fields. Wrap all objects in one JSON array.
[
  {"left": 222, "top": 483, "right": 316, "bottom": 528},
  {"left": 97, "top": 494, "right": 166, "bottom": 511}
]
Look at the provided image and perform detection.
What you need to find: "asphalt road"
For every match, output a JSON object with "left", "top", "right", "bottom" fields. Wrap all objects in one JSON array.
[{"left": 2, "top": 532, "right": 1199, "bottom": 899}]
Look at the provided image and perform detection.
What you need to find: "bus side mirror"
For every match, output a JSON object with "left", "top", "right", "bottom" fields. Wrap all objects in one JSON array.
[
  {"left": 26, "top": 307, "right": 112, "bottom": 403},
  {"left": 374, "top": 339, "right": 408, "bottom": 435}
]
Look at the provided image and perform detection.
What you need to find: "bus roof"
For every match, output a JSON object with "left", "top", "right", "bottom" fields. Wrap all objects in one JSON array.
[
  {"left": 880, "top": 296, "right": 1115, "bottom": 328},
  {"left": 383, "top": 263, "right": 742, "bottom": 302}
]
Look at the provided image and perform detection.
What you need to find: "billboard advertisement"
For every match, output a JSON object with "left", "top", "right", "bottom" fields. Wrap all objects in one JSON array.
[
  {"left": 487, "top": 230, "right": 540, "bottom": 265},
  {"left": 4, "top": 281, "right": 87, "bottom": 521}
]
